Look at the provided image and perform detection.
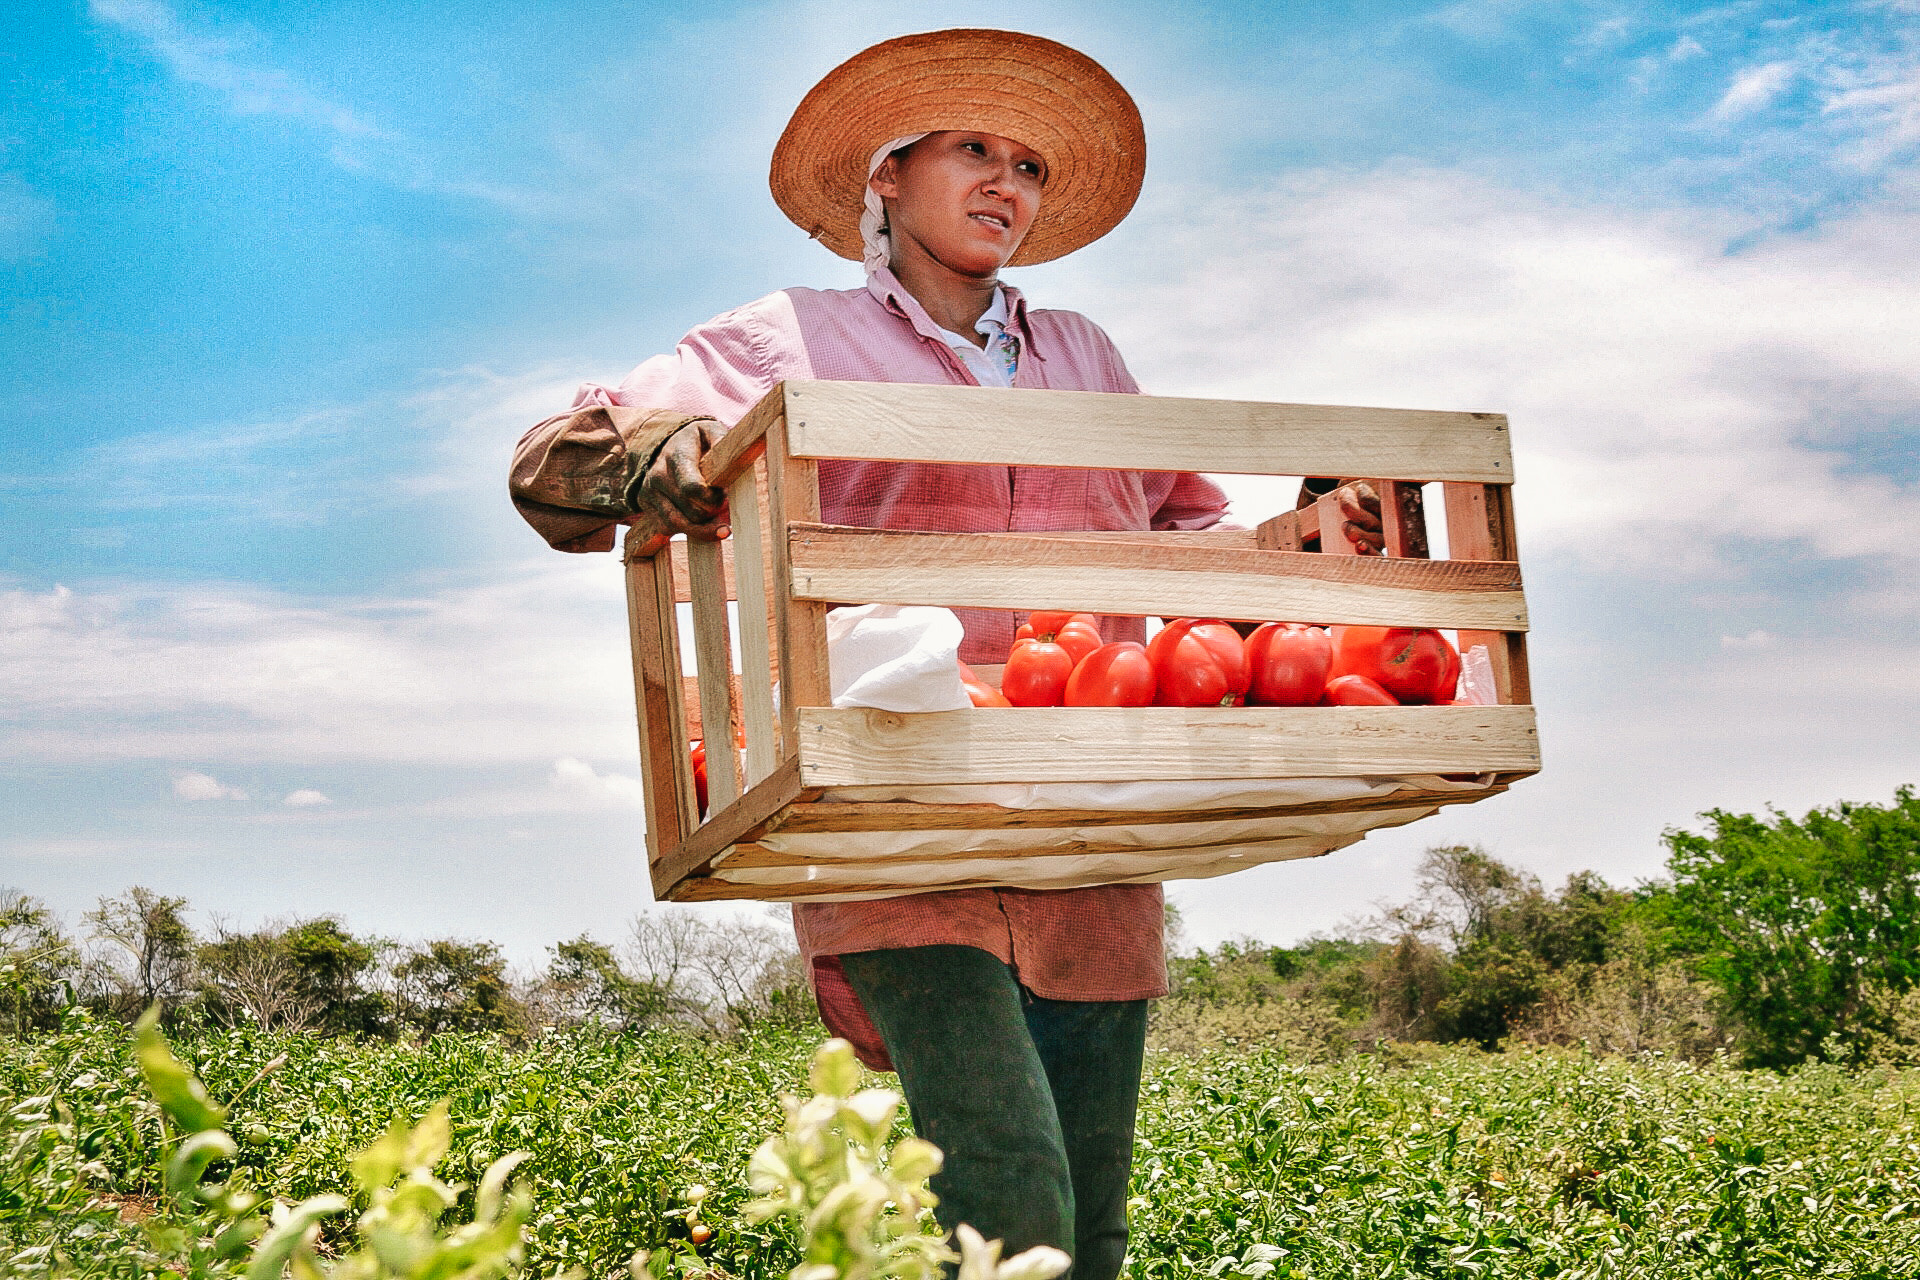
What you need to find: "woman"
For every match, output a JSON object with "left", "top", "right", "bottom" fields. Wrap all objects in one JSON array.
[{"left": 510, "top": 29, "right": 1374, "bottom": 1277}]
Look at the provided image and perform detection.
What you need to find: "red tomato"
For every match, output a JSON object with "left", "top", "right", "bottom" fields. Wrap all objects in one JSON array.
[
  {"left": 1013, "top": 622, "right": 1036, "bottom": 644},
  {"left": 1027, "top": 610, "right": 1093, "bottom": 635},
  {"left": 957, "top": 660, "right": 1012, "bottom": 708},
  {"left": 1064, "top": 642, "right": 1156, "bottom": 706},
  {"left": 1025, "top": 611, "right": 1102, "bottom": 665},
  {"left": 1002, "top": 640, "right": 1074, "bottom": 706},
  {"left": 1053, "top": 620, "right": 1103, "bottom": 667},
  {"left": 1186, "top": 622, "right": 1250, "bottom": 703},
  {"left": 1245, "top": 623, "right": 1333, "bottom": 706},
  {"left": 1324, "top": 674, "right": 1399, "bottom": 706},
  {"left": 1147, "top": 619, "right": 1235, "bottom": 707},
  {"left": 1329, "top": 627, "right": 1461, "bottom": 704},
  {"left": 690, "top": 740, "right": 709, "bottom": 815}
]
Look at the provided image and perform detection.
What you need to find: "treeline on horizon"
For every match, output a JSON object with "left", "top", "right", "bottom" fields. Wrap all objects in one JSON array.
[{"left": 4, "top": 786, "right": 1917, "bottom": 1071}]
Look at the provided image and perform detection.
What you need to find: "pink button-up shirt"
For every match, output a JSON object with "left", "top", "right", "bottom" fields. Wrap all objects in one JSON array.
[{"left": 555, "top": 268, "right": 1229, "bottom": 1068}]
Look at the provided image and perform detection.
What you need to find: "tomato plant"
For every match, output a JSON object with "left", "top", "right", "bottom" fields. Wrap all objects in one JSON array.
[
  {"left": 1245, "top": 623, "right": 1332, "bottom": 706},
  {"left": 1329, "top": 626, "right": 1461, "bottom": 704},
  {"left": 1002, "top": 640, "right": 1074, "bottom": 706},
  {"left": 1064, "top": 641, "right": 1156, "bottom": 706}
]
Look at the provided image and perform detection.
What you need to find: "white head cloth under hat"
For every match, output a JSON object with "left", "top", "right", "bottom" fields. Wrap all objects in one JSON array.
[{"left": 860, "top": 133, "right": 928, "bottom": 278}]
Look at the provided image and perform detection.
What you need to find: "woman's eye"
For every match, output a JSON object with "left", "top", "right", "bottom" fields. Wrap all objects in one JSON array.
[{"left": 962, "top": 140, "right": 985, "bottom": 154}]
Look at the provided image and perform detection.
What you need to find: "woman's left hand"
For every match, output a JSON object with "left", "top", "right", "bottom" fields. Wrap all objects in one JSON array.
[{"left": 1335, "top": 480, "right": 1385, "bottom": 555}]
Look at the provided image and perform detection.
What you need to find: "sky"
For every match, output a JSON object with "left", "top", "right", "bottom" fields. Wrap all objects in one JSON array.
[{"left": 3, "top": 0, "right": 1918, "bottom": 966}]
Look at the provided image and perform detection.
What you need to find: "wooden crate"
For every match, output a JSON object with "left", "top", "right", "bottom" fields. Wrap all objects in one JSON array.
[{"left": 624, "top": 380, "right": 1538, "bottom": 903}]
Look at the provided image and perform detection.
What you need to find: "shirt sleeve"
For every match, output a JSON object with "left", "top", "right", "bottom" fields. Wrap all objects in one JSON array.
[
  {"left": 508, "top": 406, "right": 712, "bottom": 553},
  {"left": 1150, "top": 471, "right": 1234, "bottom": 531},
  {"left": 506, "top": 299, "right": 786, "bottom": 553}
]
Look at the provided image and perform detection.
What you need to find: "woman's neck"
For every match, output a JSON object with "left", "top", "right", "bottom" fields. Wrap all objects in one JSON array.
[{"left": 887, "top": 246, "right": 1000, "bottom": 348}]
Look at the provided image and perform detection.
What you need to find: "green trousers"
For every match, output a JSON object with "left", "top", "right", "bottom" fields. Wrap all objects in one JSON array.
[{"left": 839, "top": 944, "right": 1148, "bottom": 1280}]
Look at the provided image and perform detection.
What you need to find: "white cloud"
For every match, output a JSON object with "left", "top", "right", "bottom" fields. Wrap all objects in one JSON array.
[
  {"left": 1032, "top": 166, "right": 1920, "bottom": 583},
  {"left": 0, "top": 557, "right": 641, "bottom": 766},
  {"left": 1826, "top": 62, "right": 1920, "bottom": 169},
  {"left": 283, "top": 789, "right": 331, "bottom": 807},
  {"left": 548, "top": 758, "right": 648, "bottom": 810},
  {"left": 87, "top": 0, "right": 377, "bottom": 139},
  {"left": 173, "top": 770, "right": 245, "bottom": 801},
  {"left": 1721, "top": 630, "right": 1775, "bottom": 649},
  {"left": 1712, "top": 59, "right": 1797, "bottom": 121}
]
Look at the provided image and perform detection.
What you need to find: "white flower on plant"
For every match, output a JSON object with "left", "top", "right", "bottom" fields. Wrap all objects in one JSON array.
[{"left": 953, "top": 1223, "right": 1072, "bottom": 1280}]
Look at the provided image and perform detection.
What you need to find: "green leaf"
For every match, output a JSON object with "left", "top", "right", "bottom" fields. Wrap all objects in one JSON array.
[
  {"left": 133, "top": 1007, "right": 227, "bottom": 1134},
  {"left": 166, "top": 1129, "right": 238, "bottom": 1198},
  {"left": 245, "top": 1194, "right": 349, "bottom": 1280}
]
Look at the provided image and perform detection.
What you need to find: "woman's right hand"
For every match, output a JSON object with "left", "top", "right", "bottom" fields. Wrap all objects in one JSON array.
[{"left": 630, "top": 420, "right": 731, "bottom": 556}]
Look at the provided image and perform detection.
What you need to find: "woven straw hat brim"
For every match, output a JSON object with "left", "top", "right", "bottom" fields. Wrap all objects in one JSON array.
[{"left": 770, "top": 29, "right": 1145, "bottom": 267}]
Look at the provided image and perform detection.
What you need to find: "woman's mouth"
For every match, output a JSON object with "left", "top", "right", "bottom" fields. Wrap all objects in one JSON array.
[{"left": 969, "top": 211, "right": 1011, "bottom": 231}]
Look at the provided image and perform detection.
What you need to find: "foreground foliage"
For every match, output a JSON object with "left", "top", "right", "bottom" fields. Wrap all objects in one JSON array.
[{"left": 5, "top": 1019, "right": 1920, "bottom": 1279}]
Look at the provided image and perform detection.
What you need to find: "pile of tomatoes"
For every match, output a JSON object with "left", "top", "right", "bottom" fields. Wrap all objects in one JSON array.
[{"left": 962, "top": 611, "right": 1463, "bottom": 709}]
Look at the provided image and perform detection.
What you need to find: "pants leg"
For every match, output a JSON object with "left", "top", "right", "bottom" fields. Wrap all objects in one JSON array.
[
  {"left": 1022, "top": 992, "right": 1149, "bottom": 1280},
  {"left": 840, "top": 945, "right": 1075, "bottom": 1264},
  {"left": 839, "top": 945, "right": 1148, "bottom": 1280}
]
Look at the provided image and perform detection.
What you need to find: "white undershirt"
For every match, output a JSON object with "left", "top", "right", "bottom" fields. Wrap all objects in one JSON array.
[{"left": 929, "top": 288, "right": 1018, "bottom": 388}]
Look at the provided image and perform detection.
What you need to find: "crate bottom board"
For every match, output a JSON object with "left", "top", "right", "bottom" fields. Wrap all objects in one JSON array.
[{"left": 655, "top": 781, "right": 1512, "bottom": 903}]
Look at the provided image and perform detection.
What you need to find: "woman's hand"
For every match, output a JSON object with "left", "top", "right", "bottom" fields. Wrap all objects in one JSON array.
[
  {"left": 1334, "top": 481, "right": 1384, "bottom": 555},
  {"left": 629, "top": 420, "right": 731, "bottom": 556}
]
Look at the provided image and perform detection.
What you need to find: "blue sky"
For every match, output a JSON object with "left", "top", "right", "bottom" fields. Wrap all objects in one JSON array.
[{"left": 4, "top": 0, "right": 1917, "bottom": 962}]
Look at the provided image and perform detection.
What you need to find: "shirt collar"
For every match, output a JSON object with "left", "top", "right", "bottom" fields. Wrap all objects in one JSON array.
[{"left": 865, "top": 266, "right": 1042, "bottom": 361}]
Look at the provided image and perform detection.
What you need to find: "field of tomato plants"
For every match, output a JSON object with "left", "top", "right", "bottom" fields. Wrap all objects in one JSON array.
[{"left": 8, "top": 1014, "right": 1920, "bottom": 1279}]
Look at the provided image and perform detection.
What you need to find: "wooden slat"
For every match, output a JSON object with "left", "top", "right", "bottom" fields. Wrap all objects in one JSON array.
[
  {"left": 786, "top": 525, "right": 1528, "bottom": 632},
  {"left": 769, "top": 426, "right": 832, "bottom": 733},
  {"left": 1255, "top": 509, "right": 1305, "bottom": 552},
  {"left": 1443, "top": 481, "right": 1532, "bottom": 704},
  {"left": 781, "top": 381, "right": 1514, "bottom": 482},
  {"left": 649, "top": 756, "right": 814, "bottom": 898},
  {"left": 687, "top": 538, "right": 740, "bottom": 811},
  {"left": 766, "top": 782, "right": 1508, "bottom": 834},
  {"left": 698, "top": 386, "right": 786, "bottom": 491},
  {"left": 1014, "top": 529, "right": 1259, "bottom": 549},
  {"left": 670, "top": 538, "right": 737, "bottom": 604},
  {"left": 625, "top": 551, "right": 690, "bottom": 868},
  {"left": 671, "top": 839, "right": 1347, "bottom": 903},
  {"left": 728, "top": 464, "right": 780, "bottom": 786},
  {"left": 680, "top": 674, "right": 744, "bottom": 741},
  {"left": 1380, "top": 481, "right": 1431, "bottom": 560},
  {"left": 1315, "top": 492, "right": 1359, "bottom": 556},
  {"left": 649, "top": 547, "right": 700, "bottom": 838},
  {"left": 724, "top": 807, "right": 1447, "bottom": 867},
  {"left": 793, "top": 705, "right": 1541, "bottom": 787}
]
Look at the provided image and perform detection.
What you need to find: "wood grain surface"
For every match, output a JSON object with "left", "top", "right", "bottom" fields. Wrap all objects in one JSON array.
[{"left": 780, "top": 380, "right": 1513, "bottom": 481}]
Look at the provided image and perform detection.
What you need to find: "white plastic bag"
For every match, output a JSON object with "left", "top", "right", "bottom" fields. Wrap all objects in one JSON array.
[{"left": 826, "top": 605, "right": 971, "bottom": 713}]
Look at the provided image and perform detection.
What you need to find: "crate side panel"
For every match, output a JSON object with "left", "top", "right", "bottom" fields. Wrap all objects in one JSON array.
[
  {"left": 788, "top": 527, "right": 1528, "bottom": 631},
  {"left": 794, "top": 705, "right": 1540, "bottom": 786},
  {"left": 784, "top": 381, "right": 1514, "bottom": 482}
]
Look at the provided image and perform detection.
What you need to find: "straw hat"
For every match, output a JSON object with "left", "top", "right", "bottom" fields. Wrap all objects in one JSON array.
[{"left": 769, "top": 29, "right": 1146, "bottom": 267}]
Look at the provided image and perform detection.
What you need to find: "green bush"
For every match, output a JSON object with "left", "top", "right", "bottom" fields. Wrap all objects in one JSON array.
[{"left": 1658, "top": 786, "right": 1920, "bottom": 1067}]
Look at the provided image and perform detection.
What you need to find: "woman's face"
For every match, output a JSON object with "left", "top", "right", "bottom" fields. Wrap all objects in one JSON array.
[{"left": 871, "top": 131, "right": 1047, "bottom": 277}]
